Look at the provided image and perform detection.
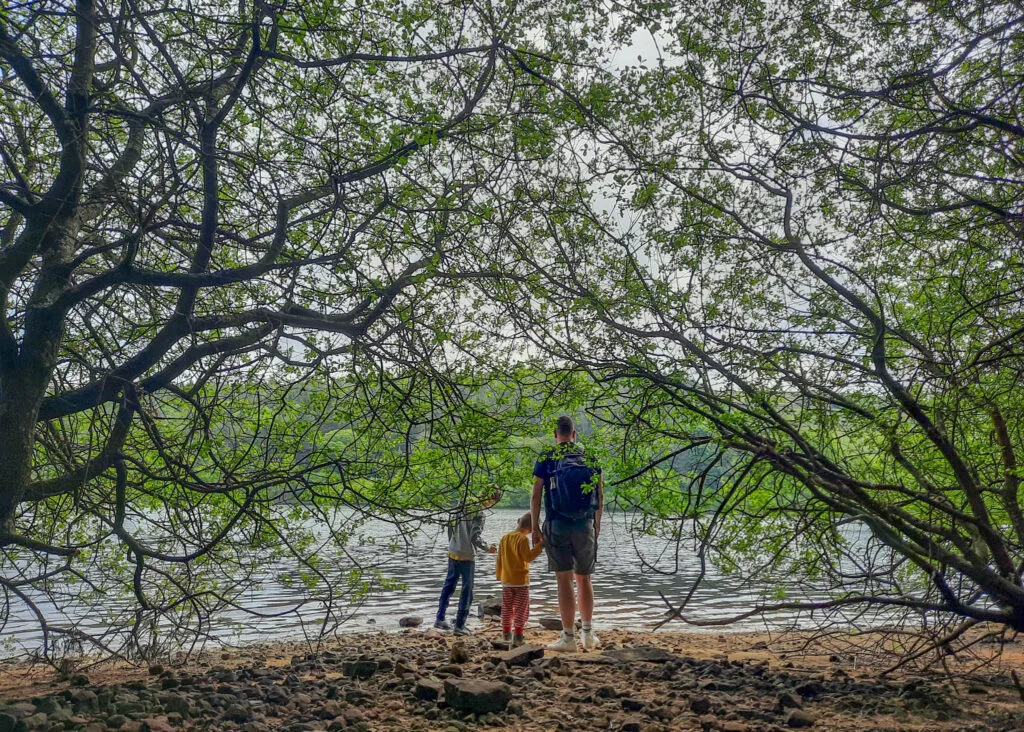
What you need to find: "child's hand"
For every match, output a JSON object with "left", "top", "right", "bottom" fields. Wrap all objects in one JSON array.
[
  {"left": 537, "top": 534, "right": 546, "bottom": 547},
  {"left": 487, "top": 543, "right": 498, "bottom": 553}
]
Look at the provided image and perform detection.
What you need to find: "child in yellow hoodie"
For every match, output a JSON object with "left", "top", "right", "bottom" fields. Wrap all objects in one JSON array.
[{"left": 495, "top": 512, "right": 545, "bottom": 649}]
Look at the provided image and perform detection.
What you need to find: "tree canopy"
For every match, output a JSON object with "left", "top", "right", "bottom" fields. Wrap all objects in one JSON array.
[{"left": 3, "top": 0, "right": 1023, "bottom": 660}]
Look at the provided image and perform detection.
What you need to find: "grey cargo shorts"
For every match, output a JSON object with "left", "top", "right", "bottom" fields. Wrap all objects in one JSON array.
[{"left": 544, "top": 518, "right": 597, "bottom": 575}]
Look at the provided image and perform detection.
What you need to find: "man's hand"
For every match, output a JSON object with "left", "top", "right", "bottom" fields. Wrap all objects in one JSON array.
[
  {"left": 595, "top": 521, "right": 601, "bottom": 540},
  {"left": 487, "top": 543, "right": 498, "bottom": 554},
  {"left": 532, "top": 528, "right": 543, "bottom": 548}
]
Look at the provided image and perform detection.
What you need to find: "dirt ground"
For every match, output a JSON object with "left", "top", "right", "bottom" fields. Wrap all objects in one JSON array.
[{"left": 1, "top": 625, "right": 1023, "bottom": 731}]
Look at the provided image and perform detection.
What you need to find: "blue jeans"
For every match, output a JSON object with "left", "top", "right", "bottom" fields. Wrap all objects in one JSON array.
[{"left": 436, "top": 558, "right": 474, "bottom": 627}]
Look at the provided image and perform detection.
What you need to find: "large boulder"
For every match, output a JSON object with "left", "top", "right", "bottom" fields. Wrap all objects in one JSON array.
[{"left": 443, "top": 679, "right": 512, "bottom": 714}]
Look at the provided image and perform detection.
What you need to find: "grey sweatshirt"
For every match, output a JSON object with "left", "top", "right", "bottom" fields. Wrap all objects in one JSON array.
[{"left": 448, "top": 511, "right": 489, "bottom": 560}]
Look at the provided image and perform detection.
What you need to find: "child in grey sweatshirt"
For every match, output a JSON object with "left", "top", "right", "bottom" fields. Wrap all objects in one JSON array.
[{"left": 434, "top": 488, "right": 501, "bottom": 634}]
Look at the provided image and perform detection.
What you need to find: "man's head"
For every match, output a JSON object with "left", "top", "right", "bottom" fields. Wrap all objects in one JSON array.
[
  {"left": 517, "top": 512, "right": 532, "bottom": 532},
  {"left": 554, "top": 415, "right": 576, "bottom": 443}
]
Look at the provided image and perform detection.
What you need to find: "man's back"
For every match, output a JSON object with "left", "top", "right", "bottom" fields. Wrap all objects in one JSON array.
[{"left": 535, "top": 442, "right": 601, "bottom": 525}]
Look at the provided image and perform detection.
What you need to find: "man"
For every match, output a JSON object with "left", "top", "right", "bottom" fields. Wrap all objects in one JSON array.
[
  {"left": 531, "top": 416, "right": 603, "bottom": 651},
  {"left": 434, "top": 487, "right": 500, "bottom": 635}
]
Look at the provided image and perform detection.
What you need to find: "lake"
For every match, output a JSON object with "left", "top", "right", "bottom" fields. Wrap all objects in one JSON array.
[{"left": 1, "top": 508, "right": 882, "bottom": 657}]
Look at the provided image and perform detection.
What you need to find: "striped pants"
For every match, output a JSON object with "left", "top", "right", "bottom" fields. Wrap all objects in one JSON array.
[{"left": 501, "top": 586, "right": 530, "bottom": 634}]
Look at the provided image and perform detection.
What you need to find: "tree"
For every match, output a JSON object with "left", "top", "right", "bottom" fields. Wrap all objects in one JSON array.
[
  {"left": 483, "top": 0, "right": 1024, "bottom": 640},
  {"left": 0, "top": 0, "right": 612, "bottom": 658}
]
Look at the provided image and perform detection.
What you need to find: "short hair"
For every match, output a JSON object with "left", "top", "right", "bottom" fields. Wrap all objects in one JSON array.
[
  {"left": 555, "top": 416, "right": 575, "bottom": 437},
  {"left": 518, "top": 512, "right": 532, "bottom": 530}
]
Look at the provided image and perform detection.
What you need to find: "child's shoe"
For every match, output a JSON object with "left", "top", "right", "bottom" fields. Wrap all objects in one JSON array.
[
  {"left": 512, "top": 633, "right": 525, "bottom": 648},
  {"left": 501, "top": 631, "right": 513, "bottom": 649}
]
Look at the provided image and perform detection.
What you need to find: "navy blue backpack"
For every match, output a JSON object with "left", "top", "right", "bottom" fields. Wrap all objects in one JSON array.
[{"left": 547, "top": 451, "right": 600, "bottom": 521}]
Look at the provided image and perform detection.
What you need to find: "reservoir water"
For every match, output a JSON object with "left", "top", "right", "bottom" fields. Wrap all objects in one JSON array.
[{"left": 1, "top": 508, "right": 876, "bottom": 657}]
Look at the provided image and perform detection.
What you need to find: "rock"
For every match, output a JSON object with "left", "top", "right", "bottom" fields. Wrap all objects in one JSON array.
[
  {"left": 443, "top": 679, "right": 512, "bottom": 714},
  {"left": 394, "top": 660, "right": 416, "bottom": 676},
  {"left": 596, "top": 685, "right": 618, "bottom": 699},
  {"left": 70, "top": 674, "right": 91, "bottom": 686},
  {"left": 542, "top": 656, "right": 562, "bottom": 670},
  {"left": 148, "top": 664, "right": 164, "bottom": 676},
  {"left": 0, "top": 713, "right": 18, "bottom": 732},
  {"left": 786, "top": 709, "right": 816, "bottom": 728},
  {"left": 720, "top": 723, "right": 749, "bottom": 732},
  {"left": 621, "top": 698, "right": 645, "bottom": 712},
  {"left": 399, "top": 616, "right": 423, "bottom": 628},
  {"left": 538, "top": 616, "right": 563, "bottom": 631},
  {"left": 778, "top": 692, "right": 803, "bottom": 710},
  {"left": 795, "top": 681, "right": 824, "bottom": 698},
  {"left": 689, "top": 695, "right": 712, "bottom": 715},
  {"left": 490, "top": 645, "right": 544, "bottom": 667},
  {"left": 341, "top": 708, "right": 365, "bottom": 727},
  {"left": 413, "top": 678, "right": 444, "bottom": 702},
  {"left": 21, "top": 714, "right": 48, "bottom": 730},
  {"left": 34, "top": 698, "right": 63, "bottom": 715},
  {"left": 158, "top": 693, "right": 191, "bottom": 717},
  {"left": 107, "top": 714, "right": 130, "bottom": 729},
  {"left": 424, "top": 627, "right": 443, "bottom": 639},
  {"left": 436, "top": 664, "right": 464, "bottom": 677},
  {"left": 343, "top": 660, "right": 378, "bottom": 679},
  {"left": 222, "top": 702, "right": 253, "bottom": 723},
  {"left": 2, "top": 703, "right": 34, "bottom": 720},
  {"left": 317, "top": 700, "right": 346, "bottom": 720},
  {"left": 476, "top": 595, "right": 502, "bottom": 618},
  {"left": 449, "top": 641, "right": 469, "bottom": 664},
  {"left": 621, "top": 721, "right": 642, "bottom": 732}
]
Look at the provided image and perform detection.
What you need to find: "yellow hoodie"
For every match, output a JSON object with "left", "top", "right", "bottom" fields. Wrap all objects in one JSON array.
[{"left": 495, "top": 530, "right": 545, "bottom": 586}]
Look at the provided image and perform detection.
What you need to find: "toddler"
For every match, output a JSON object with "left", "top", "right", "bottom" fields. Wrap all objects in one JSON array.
[{"left": 495, "top": 512, "right": 545, "bottom": 648}]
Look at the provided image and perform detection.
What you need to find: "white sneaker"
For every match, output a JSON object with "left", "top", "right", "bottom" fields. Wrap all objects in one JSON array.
[
  {"left": 546, "top": 631, "right": 578, "bottom": 652},
  {"left": 580, "top": 629, "right": 600, "bottom": 651}
]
